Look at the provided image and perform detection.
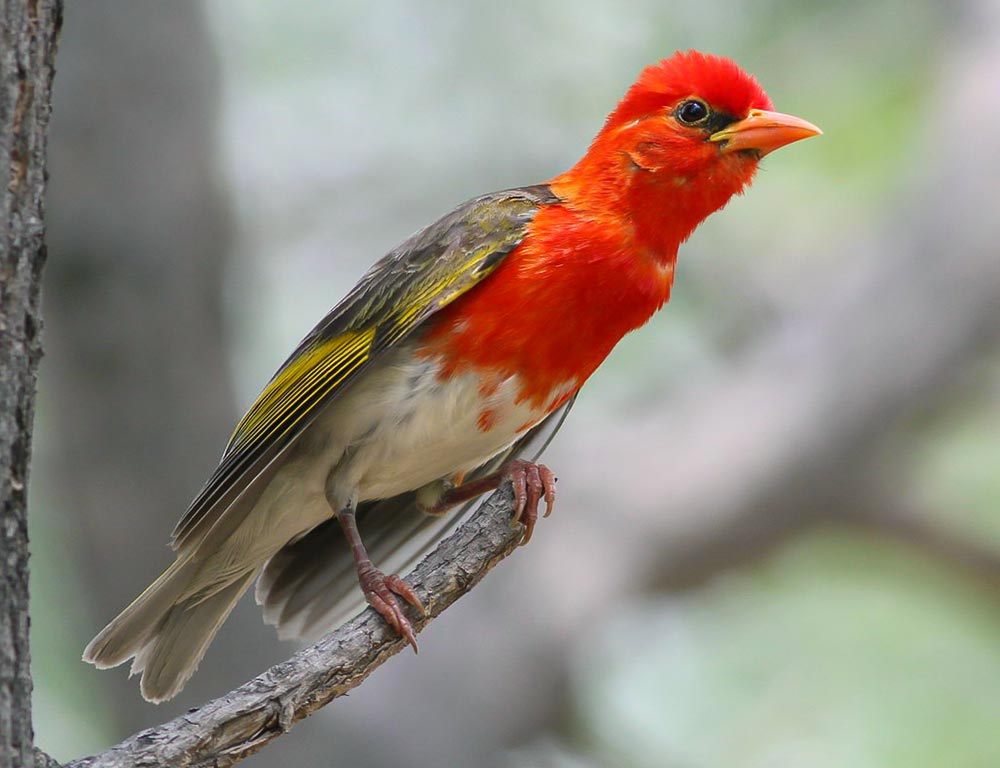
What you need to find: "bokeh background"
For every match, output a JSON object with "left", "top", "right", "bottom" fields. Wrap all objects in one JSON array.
[{"left": 30, "top": 0, "right": 1000, "bottom": 766}]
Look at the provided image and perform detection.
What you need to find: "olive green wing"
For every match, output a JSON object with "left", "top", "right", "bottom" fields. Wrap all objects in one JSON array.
[{"left": 170, "top": 184, "right": 559, "bottom": 551}]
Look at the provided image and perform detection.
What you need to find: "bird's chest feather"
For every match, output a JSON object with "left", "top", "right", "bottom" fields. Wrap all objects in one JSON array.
[{"left": 419, "top": 204, "right": 676, "bottom": 408}]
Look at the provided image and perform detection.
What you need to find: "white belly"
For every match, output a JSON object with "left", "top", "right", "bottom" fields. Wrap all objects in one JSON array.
[
  {"left": 214, "top": 344, "right": 572, "bottom": 568},
  {"left": 296, "top": 344, "right": 567, "bottom": 507}
]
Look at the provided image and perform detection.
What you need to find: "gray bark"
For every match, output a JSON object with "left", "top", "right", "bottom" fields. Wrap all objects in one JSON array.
[{"left": 0, "top": 2, "right": 62, "bottom": 767}]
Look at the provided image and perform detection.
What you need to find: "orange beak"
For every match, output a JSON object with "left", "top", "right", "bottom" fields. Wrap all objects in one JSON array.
[{"left": 709, "top": 108, "right": 822, "bottom": 156}]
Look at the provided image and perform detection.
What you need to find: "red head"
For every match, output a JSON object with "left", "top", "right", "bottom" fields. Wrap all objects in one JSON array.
[
  {"left": 551, "top": 51, "right": 820, "bottom": 255},
  {"left": 425, "top": 53, "right": 820, "bottom": 402}
]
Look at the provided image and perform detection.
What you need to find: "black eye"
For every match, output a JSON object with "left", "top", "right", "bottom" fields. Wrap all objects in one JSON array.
[{"left": 676, "top": 99, "right": 709, "bottom": 126}]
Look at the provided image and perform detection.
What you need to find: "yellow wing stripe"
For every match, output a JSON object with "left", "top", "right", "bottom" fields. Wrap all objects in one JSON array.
[
  {"left": 240, "top": 332, "right": 365, "bottom": 430},
  {"left": 391, "top": 247, "right": 499, "bottom": 330},
  {"left": 230, "top": 328, "right": 376, "bottom": 451},
  {"left": 232, "top": 341, "right": 369, "bottom": 450}
]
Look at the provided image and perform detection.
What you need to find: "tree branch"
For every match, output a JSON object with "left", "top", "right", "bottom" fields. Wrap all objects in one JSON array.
[
  {"left": 845, "top": 504, "right": 1000, "bottom": 590},
  {"left": 65, "top": 486, "right": 525, "bottom": 768},
  {"left": 34, "top": 746, "right": 62, "bottom": 768}
]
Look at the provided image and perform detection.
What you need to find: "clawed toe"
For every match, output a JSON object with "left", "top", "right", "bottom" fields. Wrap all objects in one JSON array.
[
  {"left": 507, "top": 459, "right": 557, "bottom": 545},
  {"left": 358, "top": 565, "right": 426, "bottom": 651}
]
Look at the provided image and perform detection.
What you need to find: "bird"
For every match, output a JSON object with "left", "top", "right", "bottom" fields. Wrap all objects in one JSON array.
[{"left": 83, "top": 50, "right": 821, "bottom": 702}]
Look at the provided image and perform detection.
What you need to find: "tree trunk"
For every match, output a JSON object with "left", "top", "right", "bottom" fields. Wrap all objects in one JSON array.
[{"left": 0, "top": 1, "right": 62, "bottom": 767}]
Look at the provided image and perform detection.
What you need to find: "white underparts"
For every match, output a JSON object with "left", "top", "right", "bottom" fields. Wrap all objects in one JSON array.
[
  {"left": 238, "top": 344, "right": 572, "bottom": 558},
  {"left": 316, "top": 345, "right": 554, "bottom": 505}
]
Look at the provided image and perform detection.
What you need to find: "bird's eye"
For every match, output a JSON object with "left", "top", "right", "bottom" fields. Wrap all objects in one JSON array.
[{"left": 675, "top": 99, "right": 710, "bottom": 126}]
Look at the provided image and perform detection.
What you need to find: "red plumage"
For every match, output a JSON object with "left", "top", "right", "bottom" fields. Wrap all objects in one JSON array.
[{"left": 607, "top": 50, "right": 773, "bottom": 128}]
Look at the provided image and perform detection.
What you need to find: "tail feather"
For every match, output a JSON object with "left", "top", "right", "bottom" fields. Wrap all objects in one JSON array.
[
  {"left": 83, "top": 556, "right": 257, "bottom": 703},
  {"left": 83, "top": 556, "right": 196, "bottom": 671},
  {"left": 133, "top": 571, "right": 256, "bottom": 703}
]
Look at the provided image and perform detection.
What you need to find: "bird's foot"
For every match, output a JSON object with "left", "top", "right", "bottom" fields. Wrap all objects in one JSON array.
[
  {"left": 504, "top": 459, "right": 556, "bottom": 545},
  {"left": 419, "top": 459, "right": 557, "bottom": 544},
  {"left": 357, "top": 563, "right": 426, "bottom": 651}
]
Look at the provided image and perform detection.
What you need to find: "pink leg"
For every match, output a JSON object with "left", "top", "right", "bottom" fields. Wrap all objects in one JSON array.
[{"left": 337, "top": 504, "right": 426, "bottom": 650}]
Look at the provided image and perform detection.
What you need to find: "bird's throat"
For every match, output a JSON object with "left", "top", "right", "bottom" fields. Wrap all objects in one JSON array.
[{"left": 551, "top": 138, "right": 759, "bottom": 260}]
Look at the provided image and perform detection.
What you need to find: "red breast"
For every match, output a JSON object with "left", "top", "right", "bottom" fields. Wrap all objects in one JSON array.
[{"left": 418, "top": 201, "right": 676, "bottom": 413}]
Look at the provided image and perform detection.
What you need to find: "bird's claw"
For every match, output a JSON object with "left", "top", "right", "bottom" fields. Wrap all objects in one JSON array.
[
  {"left": 506, "top": 459, "right": 557, "bottom": 545},
  {"left": 358, "top": 564, "right": 426, "bottom": 652}
]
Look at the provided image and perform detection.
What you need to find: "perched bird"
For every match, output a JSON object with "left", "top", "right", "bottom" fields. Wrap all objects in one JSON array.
[{"left": 84, "top": 50, "right": 820, "bottom": 702}]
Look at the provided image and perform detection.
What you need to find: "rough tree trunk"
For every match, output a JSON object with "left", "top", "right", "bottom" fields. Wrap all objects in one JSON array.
[{"left": 0, "top": 1, "right": 62, "bottom": 767}]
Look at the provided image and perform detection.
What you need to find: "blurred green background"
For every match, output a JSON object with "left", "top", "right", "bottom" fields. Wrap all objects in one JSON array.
[{"left": 30, "top": 0, "right": 1000, "bottom": 766}]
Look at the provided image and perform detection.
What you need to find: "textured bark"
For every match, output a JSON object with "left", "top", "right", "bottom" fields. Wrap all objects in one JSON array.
[
  {"left": 64, "top": 486, "right": 525, "bottom": 768},
  {"left": 0, "top": 2, "right": 62, "bottom": 767},
  {"left": 34, "top": 746, "right": 60, "bottom": 768}
]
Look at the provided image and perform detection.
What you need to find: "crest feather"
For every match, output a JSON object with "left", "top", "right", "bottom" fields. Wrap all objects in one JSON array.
[{"left": 605, "top": 50, "right": 772, "bottom": 130}]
